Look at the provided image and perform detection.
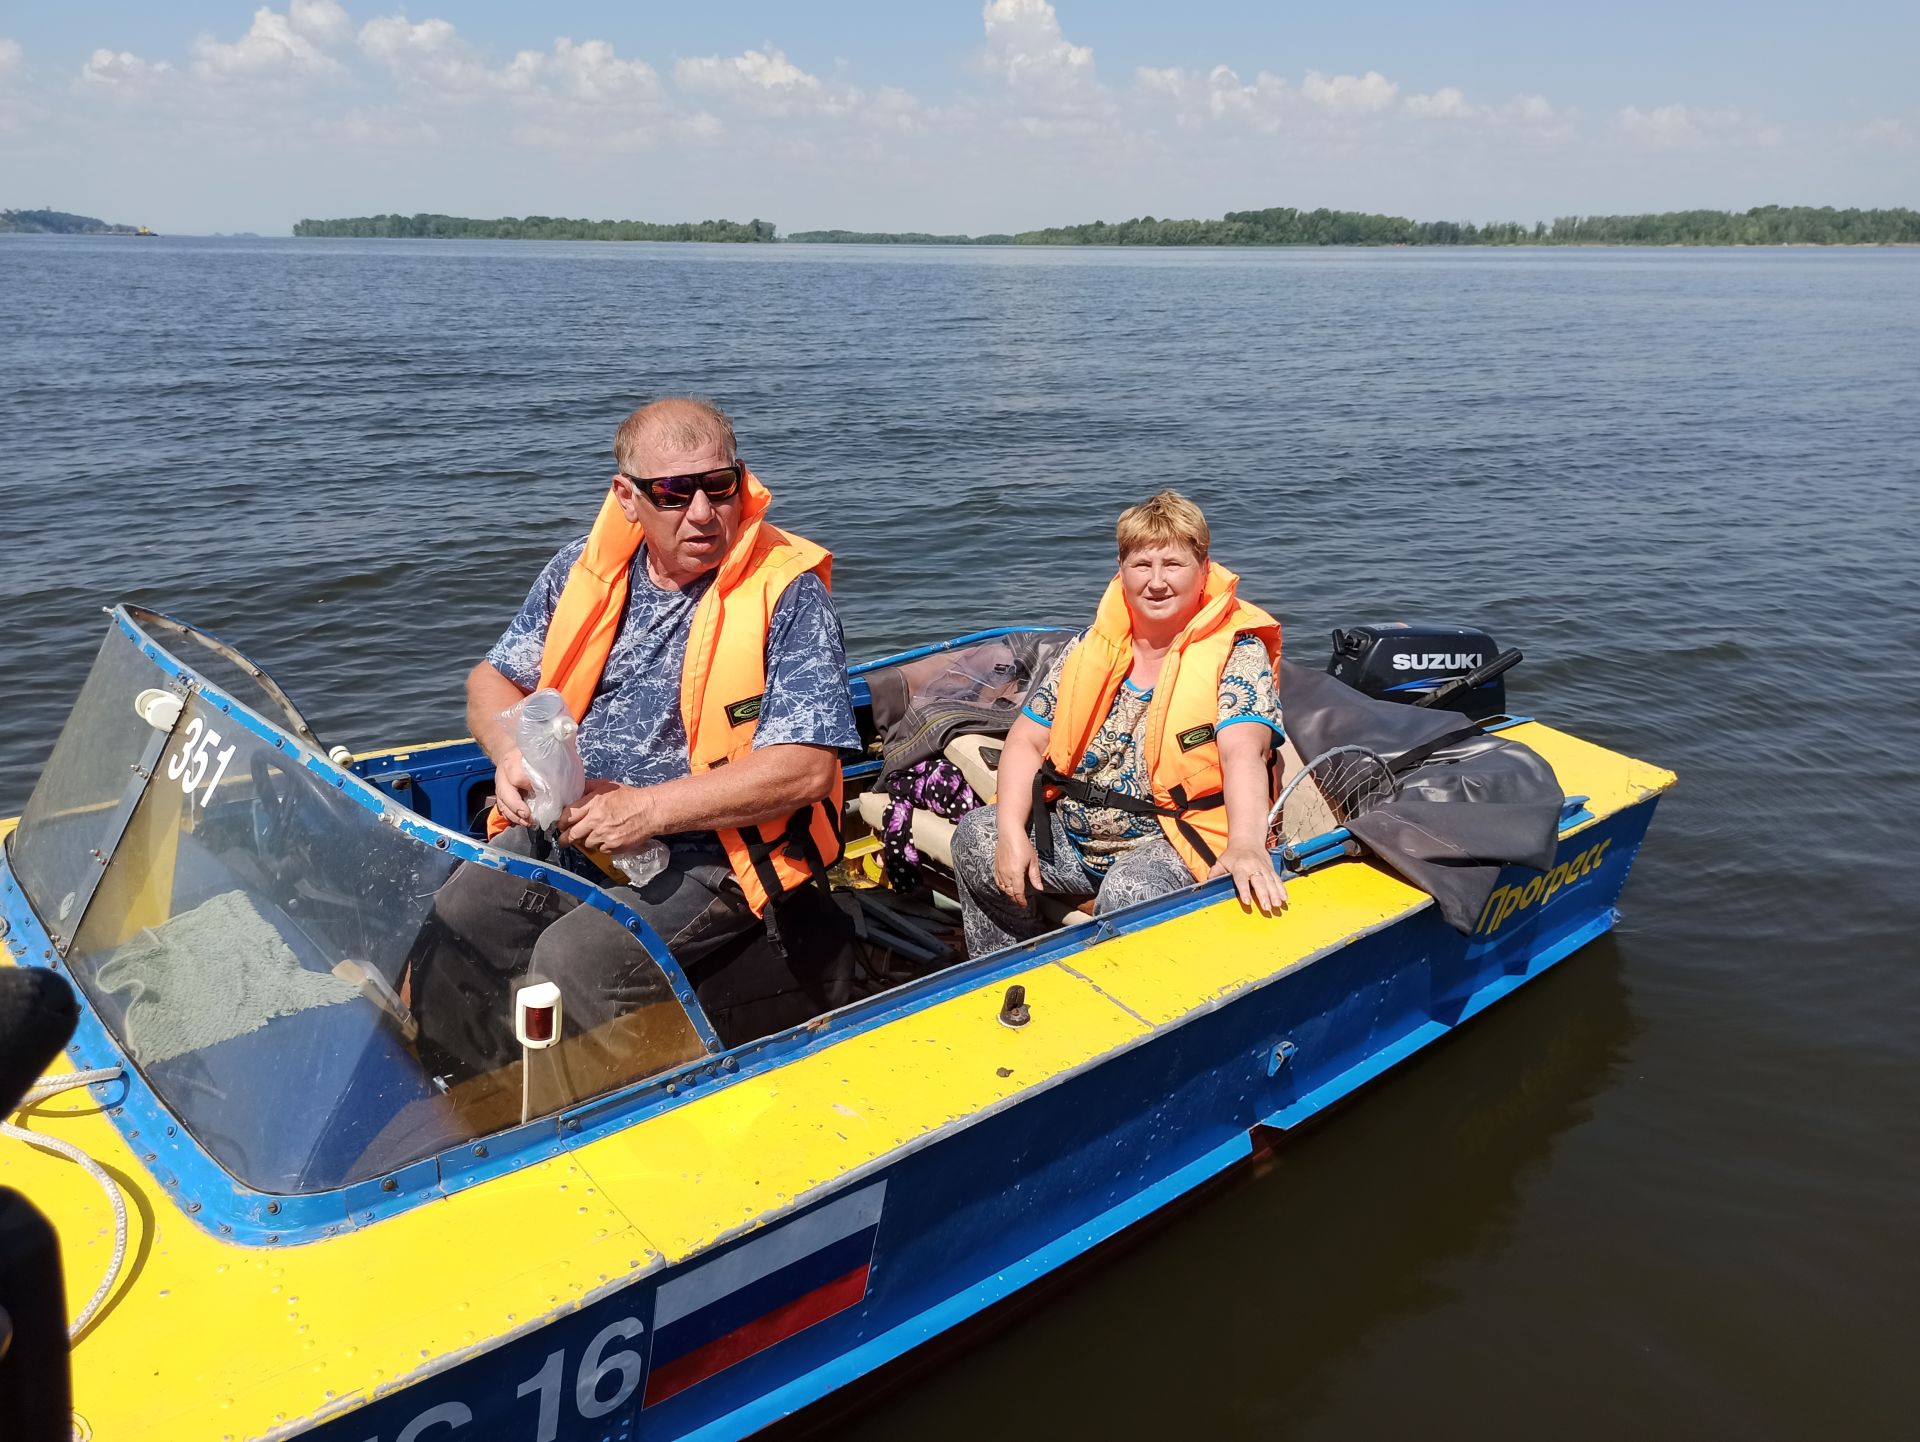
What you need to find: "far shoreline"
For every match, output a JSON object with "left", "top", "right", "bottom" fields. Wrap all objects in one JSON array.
[
  {"left": 286, "top": 236, "right": 1920, "bottom": 249},
  {"left": 10, "top": 233, "right": 1916, "bottom": 251}
]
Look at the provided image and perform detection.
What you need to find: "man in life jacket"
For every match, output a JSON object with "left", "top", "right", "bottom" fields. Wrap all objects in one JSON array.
[
  {"left": 414, "top": 398, "right": 854, "bottom": 1082},
  {"left": 950, "top": 490, "right": 1287, "bottom": 958}
]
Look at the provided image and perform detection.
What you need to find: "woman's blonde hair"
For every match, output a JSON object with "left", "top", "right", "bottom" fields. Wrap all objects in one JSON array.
[{"left": 1116, "top": 489, "right": 1209, "bottom": 562}]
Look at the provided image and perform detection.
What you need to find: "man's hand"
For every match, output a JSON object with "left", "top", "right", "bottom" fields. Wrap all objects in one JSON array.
[
  {"left": 994, "top": 828, "right": 1045, "bottom": 908},
  {"left": 492, "top": 747, "right": 535, "bottom": 829},
  {"left": 1208, "top": 842, "right": 1288, "bottom": 916},
  {"left": 557, "top": 779, "right": 658, "bottom": 854}
]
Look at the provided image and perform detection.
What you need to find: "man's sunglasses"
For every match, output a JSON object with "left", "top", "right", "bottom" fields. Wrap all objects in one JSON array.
[{"left": 617, "top": 461, "right": 744, "bottom": 510}]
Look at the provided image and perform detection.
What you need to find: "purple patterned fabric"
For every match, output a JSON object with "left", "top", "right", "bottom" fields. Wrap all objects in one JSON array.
[{"left": 879, "top": 758, "right": 981, "bottom": 887}]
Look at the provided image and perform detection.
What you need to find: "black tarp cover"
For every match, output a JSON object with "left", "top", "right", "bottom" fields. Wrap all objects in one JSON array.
[
  {"left": 868, "top": 630, "right": 1070, "bottom": 781},
  {"left": 1277, "top": 661, "right": 1564, "bottom": 932}
]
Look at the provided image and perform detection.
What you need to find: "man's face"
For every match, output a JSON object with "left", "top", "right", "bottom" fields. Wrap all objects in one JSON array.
[{"left": 613, "top": 431, "right": 743, "bottom": 585}]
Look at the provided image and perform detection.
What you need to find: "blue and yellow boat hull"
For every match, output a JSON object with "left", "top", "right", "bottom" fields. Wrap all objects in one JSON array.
[{"left": 3, "top": 713, "right": 1671, "bottom": 1442}]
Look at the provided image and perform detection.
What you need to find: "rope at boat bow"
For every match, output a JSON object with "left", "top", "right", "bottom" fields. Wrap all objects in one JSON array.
[{"left": 2, "top": 1067, "right": 130, "bottom": 1339}]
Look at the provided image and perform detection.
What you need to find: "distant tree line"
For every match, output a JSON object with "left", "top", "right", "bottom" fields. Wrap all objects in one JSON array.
[
  {"left": 785, "top": 229, "right": 1015, "bottom": 245},
  {"left": 293, "top": 213, "right": 777, "bottom": 242},
  {"left": 287, "top": 205, "right": 1920, "bottom": 248},
  {"left": 1006, "top": 205, "right": 1920, "bottom": 247},
  {"left": 1, "top": 208, "right": 143, "bottom": 235}
]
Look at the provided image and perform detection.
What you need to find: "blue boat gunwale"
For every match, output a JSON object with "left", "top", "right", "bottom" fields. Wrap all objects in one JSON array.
[{"left": 3, "top": 605, "right": 1573, "bottom": 1247}]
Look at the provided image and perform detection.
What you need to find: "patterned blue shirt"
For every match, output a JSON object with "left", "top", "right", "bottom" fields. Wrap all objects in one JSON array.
[{"left": 487, "top": 537, "right": 858, "bottom": 829}]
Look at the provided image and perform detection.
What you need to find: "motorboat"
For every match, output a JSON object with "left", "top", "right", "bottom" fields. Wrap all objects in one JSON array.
[{"left": 0, "top": 604, "right": 1673, "bottom": 1440}]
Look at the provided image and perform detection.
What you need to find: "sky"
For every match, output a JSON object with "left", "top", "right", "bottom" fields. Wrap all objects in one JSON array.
[{"left": 0, "top": 1, "right": 1914, "bottom": 235}]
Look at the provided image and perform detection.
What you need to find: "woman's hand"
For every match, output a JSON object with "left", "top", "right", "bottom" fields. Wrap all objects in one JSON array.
[
  {"left": 994, "top": 827, "right": 1045, "bottom": 908},
  {"left": 558, "top": 779, "right": 658, "bottom": 854},
  {"left": 1209, "top": 842, "right": 1288, "bottom": 916},
  {"left": 492, "top": 747, "right": 535, "bottom": 828}
]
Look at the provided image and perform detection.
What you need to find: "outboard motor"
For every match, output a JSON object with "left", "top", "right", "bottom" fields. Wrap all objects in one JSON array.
[{"left": 1327, "top": 622, "right": 1519, "bottom": 721}]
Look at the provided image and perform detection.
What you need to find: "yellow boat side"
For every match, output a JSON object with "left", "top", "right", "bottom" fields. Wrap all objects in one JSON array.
[{"left": 1, "top": 723, "right": 1673, "bottom": 1441}]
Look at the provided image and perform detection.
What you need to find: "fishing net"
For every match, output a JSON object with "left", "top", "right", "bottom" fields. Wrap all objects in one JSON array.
[
  {"left": 93, "top": 889, "right": 359, "bottom": 1065},
  {"left": 1265, "top": 744, "right": 1399, "bottom": 855}
]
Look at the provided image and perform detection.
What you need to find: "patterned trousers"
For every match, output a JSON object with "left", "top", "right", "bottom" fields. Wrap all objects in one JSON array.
[{"left": 950, "top": 806, "right": 1194, "bottom": 958}]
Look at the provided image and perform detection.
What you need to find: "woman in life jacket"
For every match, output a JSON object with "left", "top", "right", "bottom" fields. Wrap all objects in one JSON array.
[{"left": 950, "top": 491, "right": 1288, "bottom": 959}]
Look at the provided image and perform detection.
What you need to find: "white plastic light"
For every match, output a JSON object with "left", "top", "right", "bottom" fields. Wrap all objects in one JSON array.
[
  {"left": 133, "top": 688, "right": 183, "bottom": 732},
  {"left": 515, "top": 982, "right": 562, "bottom": 1050}
]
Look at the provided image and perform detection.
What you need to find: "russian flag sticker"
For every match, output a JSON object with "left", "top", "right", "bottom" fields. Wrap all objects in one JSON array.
[{"left": 644, "top": 1180, "right": 887, "bottom": 1407}]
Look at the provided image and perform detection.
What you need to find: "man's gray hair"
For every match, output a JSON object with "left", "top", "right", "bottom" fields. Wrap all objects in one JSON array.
[{"left": 614, "top": 397, "right": 738, "bottom": 471}]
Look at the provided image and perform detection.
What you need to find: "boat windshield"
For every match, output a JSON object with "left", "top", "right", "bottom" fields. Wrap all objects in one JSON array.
[{"left": 6, "top": 613, "right": 710, "bottom": 1196}]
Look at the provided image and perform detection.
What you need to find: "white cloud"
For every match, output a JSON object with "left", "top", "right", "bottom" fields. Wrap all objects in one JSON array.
[
  {"left": 981, "top": 0, "right": 1095, "bottom": 90},
  {"left": 1302, "top": 69, "right": 1398, "bottom": 114},
  {"left": 1856, "top": 116, "right": 1915, "bottom": 149},
  {"left": 675, "top": 111, "right": 726, "bottom": 143},
  {"left": 328, "top": 106, "right": 441, "bottom": 148},
  {"left": 503, "top": 38, "right": 661, "bottom": 103},
  {"left": 1133, "top": 66, "right": 1184, "bottom": 97},
  {"left": 191, "top": 2, "right": 349, "bottom": 81},
  {"left": 358, "top": 15, "right": 486, "bottom": 89},
  {"left": 1405, "top": 87, "right": 1472, "bottom": 120},
  {"left": 672, "top": 47, "right": 906, "bottom": 128},
  {"left": 356, "top": 21, "right": 674, "bottom": 152},
  {"left": 1195, "top": 66, "right": 1293, "bottom": 134},
  {"left": 289, "top": 0, "right": 353, "bottom": 49},
  {"left": 1618, "top": 103, "right": 1783, "bottom": 151},
  {"left": 1145, "top": 65, "right": 1567, "bottom": 144},
  {"left": 972, "top": 0, "right": 1119, "bottom": 140},
  {"left": 1135, "top": 64, "right": 1409, "bottom": 135},
  {"left": 1504, "top": 94, "right": 1556, "bottom": 124},
  {"left": 359, "top": 19, "right": 663, "bottom": 116},
  {"left": 0, "top": 37, "right": 34, "bottom": 133},
  {"left": 866, "top": 86, "right": 925, "bottom": 134},
  {"left": 79, "top": 48, "right": 174, "bottom": 89},
  {"left": 677, "top": 47, "right": 820, "bottom": 98},
  {"left": 1402, "top": 87, "right": 1568, "bottom": 139}
]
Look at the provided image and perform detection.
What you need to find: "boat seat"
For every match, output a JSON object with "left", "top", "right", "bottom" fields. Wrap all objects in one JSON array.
[
  {"left": 854, "top": 789, "right": 959, "bottom": 871},
  {"left": 854, "top": 729, "right": 1016, "bottom": 871},
  {"left": 944, "top": 733, "right": 1004, "bottom": 804},
  {"left": 858, "top": 734, "right": 1095, "bottom": 928}
]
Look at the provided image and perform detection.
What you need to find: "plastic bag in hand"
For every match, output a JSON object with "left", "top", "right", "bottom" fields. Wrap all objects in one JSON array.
[{"left": 512, "top": 689, "right": 586, "bottom": 830}]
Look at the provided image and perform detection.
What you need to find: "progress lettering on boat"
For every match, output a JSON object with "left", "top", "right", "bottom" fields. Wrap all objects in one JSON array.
[{"left": 1476, "top": 838, "right": 1615, "bottom": 936}]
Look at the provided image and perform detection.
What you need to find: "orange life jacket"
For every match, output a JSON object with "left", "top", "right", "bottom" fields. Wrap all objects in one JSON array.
[
  {"left": 1042, "top": 562, "right": 1281, "bottom": 881},
  {"left": 489, "top": 467, "right": 843, "bottom": 915}
]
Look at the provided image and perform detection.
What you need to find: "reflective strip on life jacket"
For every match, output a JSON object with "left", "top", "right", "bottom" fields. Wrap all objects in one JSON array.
[
  {"left": 1042, "top": 561, "right": 1280, "bottom": 881},
  {"left": 490, "top": 467, "right": 843, "bottom": 915}
]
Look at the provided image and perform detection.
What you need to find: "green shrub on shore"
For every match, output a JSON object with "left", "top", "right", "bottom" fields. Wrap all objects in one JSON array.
[{"left": 293, "top": 213, "right": 777, "bottom": 242}]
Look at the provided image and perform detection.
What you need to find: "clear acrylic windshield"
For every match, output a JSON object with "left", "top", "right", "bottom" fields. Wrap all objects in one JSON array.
[{"left": 8, "top": 616, "right": 709, "bottom": 1195}]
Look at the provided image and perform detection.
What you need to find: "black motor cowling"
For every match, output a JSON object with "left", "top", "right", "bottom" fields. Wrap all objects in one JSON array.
[{"left": 1327, "top": 622, "right": 1512, "bottom": 720}]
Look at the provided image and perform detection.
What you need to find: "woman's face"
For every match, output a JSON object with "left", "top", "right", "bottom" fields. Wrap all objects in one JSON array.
[{"left": 1120, "top": 543, "right": 1207, "bottom": 634}]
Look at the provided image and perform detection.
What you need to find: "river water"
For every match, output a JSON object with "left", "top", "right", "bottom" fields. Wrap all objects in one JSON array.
[{"left": 3, "top": 236, "right": 1917, "bottom": 1438}]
